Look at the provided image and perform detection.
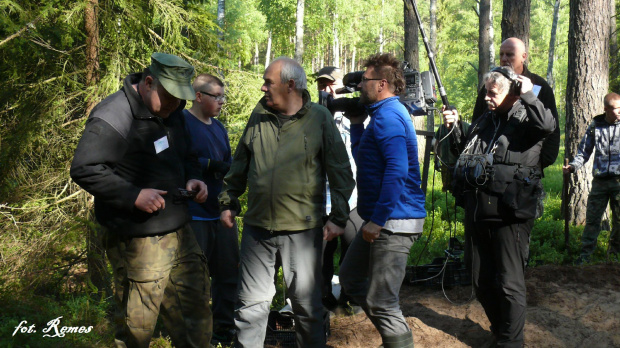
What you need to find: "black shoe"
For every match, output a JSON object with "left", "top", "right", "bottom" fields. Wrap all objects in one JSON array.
[
  {"left": 211, "top": 328, "right": 235, "bottom": 346},
  {"left": 322, "top": 293, "right": 339, "bottom": 311}
]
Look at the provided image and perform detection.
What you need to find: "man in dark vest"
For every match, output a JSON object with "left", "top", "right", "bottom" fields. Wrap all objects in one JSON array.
[{"left": 443, "top": 66, "right": 555, "bottom": 347}]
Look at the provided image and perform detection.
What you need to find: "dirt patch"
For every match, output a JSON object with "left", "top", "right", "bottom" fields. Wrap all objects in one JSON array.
[{"left": 327, "top": 264, "right": 620, "bottom": 347}]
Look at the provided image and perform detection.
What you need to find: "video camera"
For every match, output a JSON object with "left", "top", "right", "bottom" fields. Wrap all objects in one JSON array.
[
  {"left": 401, "top": 62, "right": 437, "bottom": 116},
  {"left": 318, "top": 91, "right": 366, "bottom": 116},
  {"left": 317, "top": 70, "right": 366, "bottom": 116},
  {"left": 318, "top": 62, "right": 436, "bottom": 117}
]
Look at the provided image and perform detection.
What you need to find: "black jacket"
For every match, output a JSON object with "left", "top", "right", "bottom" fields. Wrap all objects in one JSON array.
[
  {"left": 453, "top": 91, "right": 555, "bottom": 221},
  {"left": 70, "top": 73, "right": 201, "bottom": 236},
  {"left": 472, "top": 66, "right": 560, "bottom": 170}
]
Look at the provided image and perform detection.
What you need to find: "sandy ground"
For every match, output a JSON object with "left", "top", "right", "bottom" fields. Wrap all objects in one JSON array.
[{"left": 324, "top": 264, "right": 620, "bottom": 348}]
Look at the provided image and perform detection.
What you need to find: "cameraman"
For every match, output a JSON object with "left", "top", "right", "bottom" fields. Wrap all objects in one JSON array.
[
  {"left": 443, "top": 67, "right": 554, "bottom": 347},
  {"left": 315, "top": 67, "right": 362, "bottom": 313},
  {"left": 339, "top": 53, "right": 426, "bottom": 348}
]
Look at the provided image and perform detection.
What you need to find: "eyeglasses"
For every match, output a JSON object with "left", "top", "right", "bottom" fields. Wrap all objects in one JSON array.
[
  {"left": 199, "top": 91, "right": 226, "bottom": 102},
  {"left": 361, "top": 76, "right": 384, "bottom": 82}
]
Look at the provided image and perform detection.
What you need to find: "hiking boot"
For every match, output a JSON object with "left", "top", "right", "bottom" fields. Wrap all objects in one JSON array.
[{"left": 380, "top": 330, "right": 414, "bottom": 348}]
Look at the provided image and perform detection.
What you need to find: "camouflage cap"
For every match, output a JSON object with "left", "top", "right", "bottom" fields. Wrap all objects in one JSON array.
[
  {"left": 315, "top": 66, "right": 343, "bottom": 82},
  {"left": 149, "top": 52, "right": 196, "bottom": 100}
]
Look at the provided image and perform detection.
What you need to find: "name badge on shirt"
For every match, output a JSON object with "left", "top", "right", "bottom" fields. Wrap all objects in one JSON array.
[
  {"left": 532, "top": 84, "right": 541, "bottom": 97},
  {"left": 154, "top": 136, "right": 169, "bottom": 154}
]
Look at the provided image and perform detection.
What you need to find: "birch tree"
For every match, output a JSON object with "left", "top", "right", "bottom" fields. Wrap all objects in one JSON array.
[
  {"left": 546, "top": 0, "right": 561, "bottom": 88},
  {"left": 294, "top": 0, "right": 304, "bottom": 63}
]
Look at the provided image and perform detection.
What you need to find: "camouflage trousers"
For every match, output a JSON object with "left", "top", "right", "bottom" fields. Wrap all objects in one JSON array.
[
  {"left": 105, "top": 224, "right": 212, "bottom": 348},
  {"left": 581, "top": 177, "right": 620, "bottom": 257}
]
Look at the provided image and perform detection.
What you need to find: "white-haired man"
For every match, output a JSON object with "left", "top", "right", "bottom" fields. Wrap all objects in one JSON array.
[
  {"left": 219, "top": 57, "right": 354, "bottom": 347},
  {"left": 443, "top": 66, "right": 555, "bottom": 347}
]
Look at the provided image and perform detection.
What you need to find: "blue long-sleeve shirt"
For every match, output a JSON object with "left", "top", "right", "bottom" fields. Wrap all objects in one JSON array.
[
  {"left": 351, "top": 96, "right": 427, "bottom": 227},
  {"left": 183, "top": 110, "right": 232, "bottom": 219},
  {"left": 570, "top": 113, "right": 620, "bottom": 177}
]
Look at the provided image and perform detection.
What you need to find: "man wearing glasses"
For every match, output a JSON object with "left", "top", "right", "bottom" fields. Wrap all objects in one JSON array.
[
  {"left": 183, "top": 74, "right": 238, "bottom": 346},
  {"left": 339, "top": 53, "right": 426, "bottom": 348}
]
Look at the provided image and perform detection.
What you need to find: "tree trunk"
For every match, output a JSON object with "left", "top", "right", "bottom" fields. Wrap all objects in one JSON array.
[
  {"left": 610, "top": 0, "right": 619, "bottom": 91},
  {"left": 501, "top": 0, "right": 531, "bottom": 51},
  {"left": 294, "top": 0, "right": 304, "bottom": 63},
  {"left": 85, "top": 0, "right": 99, "bottom": 115},
  {"left": 546, "top": 0, "right": 561, "bottom": 88},
  {"left": 478, "top": 0, "right": 493, "bottom": 89},
  {"left": 265, "top": 30, "right": 272, "bottom": 69},
  {"left": 84, "top": 0, "right": 108, "bottom": 296},
  {"left": 566, "top": 0, "right": 611, "bottom": 225},
  {"left": 429, "top": 0, "right": 437, "bottom": 59},
  {"left": 403, "top": 0, "right": 419, "bottom": 70}
]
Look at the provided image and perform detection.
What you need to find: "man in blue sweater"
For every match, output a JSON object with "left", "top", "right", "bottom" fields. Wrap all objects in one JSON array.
[
  {"left": 339, "top": 53, "right": 426, "bottom": 348},
  {"left": 183, "top": 74, "right": 238, "bottom": 345}
]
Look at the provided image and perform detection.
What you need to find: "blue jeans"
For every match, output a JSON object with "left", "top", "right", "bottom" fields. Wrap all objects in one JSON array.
[
  {"left": 234, "top": 225, "right": 324, "bottom": 348},
  {"left": 339, "top": 226, "right": 417, "bottom": 338}
]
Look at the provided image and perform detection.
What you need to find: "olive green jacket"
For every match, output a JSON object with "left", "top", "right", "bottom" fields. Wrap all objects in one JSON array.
[{"left": 219, "top": 90, "right": 354, "bottom": 231}]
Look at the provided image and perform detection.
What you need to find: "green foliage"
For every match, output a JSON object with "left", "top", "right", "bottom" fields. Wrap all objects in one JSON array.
[
  {"left": 0, "top": 292, "right": 111, "bottom": 347},
  {"left": 434, "top": 0, "right": 483, "bottom": 119},
  {"left": 409, "top": 171, "right": 467, "bottom": 266},
  {"left": 219, "top": 0, "right": 267, "bottom": 66},
  {"left": 258, "top": 0, "right": 295, "bottom": 58},
  {"left": 529, "top": 0, "right": 569, "bottom": 112},
  {"left": 0, "top": 1, "right": 222, "bottom": 346},
  {"left": 271, "top": 267, "right": 287, "bottom": 310}
]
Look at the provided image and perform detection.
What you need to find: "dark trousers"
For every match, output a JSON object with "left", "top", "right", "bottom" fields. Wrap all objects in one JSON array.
[
  {"left": 190, "top": 219, "right": 239, "bottom": 333},
  {"left": 581, "top": 177, "right": 620, "bottom": 258},
  {"left": 339, "top": 226, "right": 417, "bottom": 337},
  {"left": 322, "top": 208, "right": 362, "bottom": 301},
  {"left": 471, "top": 218, "right": 532, "bottom": 348}
]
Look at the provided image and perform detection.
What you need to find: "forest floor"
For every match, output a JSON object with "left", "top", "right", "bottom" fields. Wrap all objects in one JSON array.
[{"left": 324, "top": 264, "right": 620, "bottom": 348}]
